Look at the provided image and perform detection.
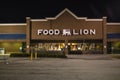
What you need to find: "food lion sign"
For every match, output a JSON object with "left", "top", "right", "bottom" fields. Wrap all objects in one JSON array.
[{"left": 37, "top": 29, "right": 96, "bottom": 36}]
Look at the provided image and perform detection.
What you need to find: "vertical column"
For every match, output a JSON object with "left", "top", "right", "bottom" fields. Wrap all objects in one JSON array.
[
  {"left": 26, "top": 17, "right": 31, "bottom": 53},
  {"left": 65, "top": 39, "right": 68, "bottom": 55},
  {"left": 103, "top": 17, "right": 107, "bottom": 54}
]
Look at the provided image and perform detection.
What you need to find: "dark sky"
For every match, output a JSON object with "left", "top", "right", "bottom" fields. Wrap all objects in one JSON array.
[{"left": 0, "top": 0, "right": 120, "bottom": 23}]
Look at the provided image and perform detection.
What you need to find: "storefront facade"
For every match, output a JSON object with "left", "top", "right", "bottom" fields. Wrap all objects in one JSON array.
[{"left": 0, "top": 8, "right": 120, "bottom": 54}]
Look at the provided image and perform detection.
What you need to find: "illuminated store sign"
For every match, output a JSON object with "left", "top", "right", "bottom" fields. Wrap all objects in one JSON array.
[{"left": 37, "top": 29, "right": 96, "bottom": 36}]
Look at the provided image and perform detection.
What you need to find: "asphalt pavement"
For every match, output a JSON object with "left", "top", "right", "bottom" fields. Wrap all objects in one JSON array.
[{"left": 0, "top": 57, "right": 120, "bottom": 80}]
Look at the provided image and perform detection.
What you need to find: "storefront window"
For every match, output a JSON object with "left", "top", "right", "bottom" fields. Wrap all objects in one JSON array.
[
  {"left": 31, "top": 41, "right": 103, "bottom": 54},
  {"left": 0, "top": 42, "right": 25, "bottom": 53},
  {"left": 37, "top": 43, "right": 65, "bottom": 51},
  {"left": 111, "top": 42, "right": 120, "bottom": 54},
  {"left": 70, "top": 43, "right": 99, "bottom": 51},
  {"left": 69, "top": 42, "right": 103, "bottom": 54}
]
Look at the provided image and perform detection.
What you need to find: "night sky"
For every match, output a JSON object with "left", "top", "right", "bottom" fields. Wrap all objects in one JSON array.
[{"left": 0, "top": 0, "right": 120, "bottom": 23}]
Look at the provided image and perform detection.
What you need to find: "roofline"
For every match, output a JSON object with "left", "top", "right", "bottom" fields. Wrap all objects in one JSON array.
[
  {"left": 46, "top": 8, "right": 79, "bottom": 20},
  {"left": 31, "top": 8, "right": 103, "bottom": 21},
  {"left": 107, "top": 23, "right": 120, "bottom": 25},
  {"left": 0, "top": 23, "right": 26, "bottom": 26},
  {"left": 31, "top": 19, "right": 48, "bottom": 21},
  {"left": 86, "top": 19, "right": 103, "bottom": 21}
]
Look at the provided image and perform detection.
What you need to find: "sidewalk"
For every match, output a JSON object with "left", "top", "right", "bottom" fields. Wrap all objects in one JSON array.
[
  {"left": 67, "top": 54, "right": 113, "bottom": 60},
  {"left": 0, "top": 54, "right": 115, "bottom": 63}
]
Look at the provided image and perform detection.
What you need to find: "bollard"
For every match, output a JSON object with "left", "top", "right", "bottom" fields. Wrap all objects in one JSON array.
[
  {"left": 35, "top": 53, "right": 37, "bottom": 59},
  {"left": 30, "top": 53, "right": 33, "bottom": 60}
]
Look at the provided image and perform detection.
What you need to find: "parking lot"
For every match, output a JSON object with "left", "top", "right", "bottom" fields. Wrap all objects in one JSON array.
[{"left": 0, "top": 57, "right": 120, "bottom": 80}]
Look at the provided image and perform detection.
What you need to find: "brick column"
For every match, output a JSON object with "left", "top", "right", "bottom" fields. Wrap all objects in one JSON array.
[
  {"left": 26, "top": 17, "right": 31, "bottom": 53},
  {"left": 103, "top": 17, "right": 107, "bottom": 54},
  {"left": 65, "top": 39, "right": 68, "bottom": 55}
]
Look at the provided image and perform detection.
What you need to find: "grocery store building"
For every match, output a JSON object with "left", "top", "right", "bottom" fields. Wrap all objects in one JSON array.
[{"left": 0, "top": 8, "right": 120, "bottom": 54}]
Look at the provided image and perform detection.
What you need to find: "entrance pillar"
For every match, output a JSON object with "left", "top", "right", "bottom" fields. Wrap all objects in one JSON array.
[
  {"left": 26, "top": 17, "right": 31, "bottom": 53},
  {"left": 65, "top": 39, "right": 68, "bottom": 55},
  {"left": 103, "top": 17, "right": 107, "bottom": 54}
]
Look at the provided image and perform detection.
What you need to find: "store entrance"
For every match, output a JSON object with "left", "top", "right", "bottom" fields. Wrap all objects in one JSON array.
[
  {"left": 30, "top": 40, "right": 65, "bottom": 54},
  {"left": 68, "top": 40, "right": 103, "bottom": 54},
  {"left": 31, "top": 40, "right": 103, "bottom": 55}
]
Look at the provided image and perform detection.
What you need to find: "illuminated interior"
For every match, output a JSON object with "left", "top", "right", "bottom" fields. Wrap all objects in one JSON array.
[
  {"left": 32, "top": 42, "right": 103, "bottom": 54},
  {"left": 70, "top": 43, "right": 102, "bottom": 51},
  {"left": 111, "top": 42, "right": 120, "bottom": 54},
  {"left": 0, "top": 42, "right": 26, "bottom": 54},
  {"left": 36, "top": 43, "right": 65, "bottom": 51}
]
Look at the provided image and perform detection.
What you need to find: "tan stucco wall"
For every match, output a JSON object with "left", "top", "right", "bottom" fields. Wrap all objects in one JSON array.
[
  {"left": 0, "top": 25, "right": 26, "bottom": 34},
  {"left": 107, "top": 24, "right": 120, "bottom": 33}
]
